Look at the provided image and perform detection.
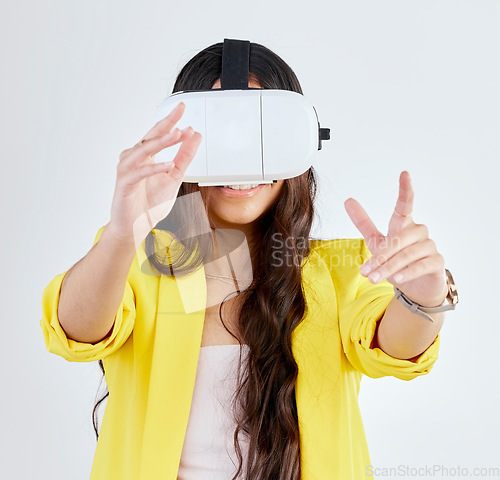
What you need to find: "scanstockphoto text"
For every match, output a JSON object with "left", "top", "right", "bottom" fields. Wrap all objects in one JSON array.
[
  {"left": 366, "top": 464, "right": 500, "bottom": 478},
  {"left": 270, "top": 233, "right": 401, "bottom": 269}
]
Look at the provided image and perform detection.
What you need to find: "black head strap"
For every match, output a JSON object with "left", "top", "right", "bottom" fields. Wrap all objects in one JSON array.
[{"left": 221, "top": 38, "right": 250, "bottom": 90}]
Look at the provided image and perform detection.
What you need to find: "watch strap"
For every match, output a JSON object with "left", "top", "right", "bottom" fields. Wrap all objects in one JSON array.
[{"left": 393, "top": 285, "right": 457, "bottom": 323}]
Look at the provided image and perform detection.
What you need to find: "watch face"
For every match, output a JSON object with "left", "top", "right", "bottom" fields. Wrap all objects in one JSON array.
[{"left": 445, "top": 269, "right": 459, "bottom": 305}]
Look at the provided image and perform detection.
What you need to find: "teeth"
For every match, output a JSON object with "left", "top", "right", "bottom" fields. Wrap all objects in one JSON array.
[{"left": 221, "top": 184, "right": 261, "bottom": 190}]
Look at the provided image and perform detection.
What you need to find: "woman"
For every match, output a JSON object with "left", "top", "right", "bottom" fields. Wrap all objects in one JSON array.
[{"left": 40, "top": 41, "right": 455, "bottom": 480}]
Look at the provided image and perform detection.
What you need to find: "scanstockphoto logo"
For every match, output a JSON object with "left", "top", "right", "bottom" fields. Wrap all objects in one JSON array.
[
  {"left": 270, "top": 233, "right": 402, "bottom": 268},
  {"left": 133, "top": 190, "right": 254, "bottom": 314},
  {"left": 365, "top": 464, "right": 500, "bottom": 478}
]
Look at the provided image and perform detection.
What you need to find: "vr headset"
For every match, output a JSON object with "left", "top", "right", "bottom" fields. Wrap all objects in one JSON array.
[{"left": 154, "top": 39, "right": 330, "bottom": 186}]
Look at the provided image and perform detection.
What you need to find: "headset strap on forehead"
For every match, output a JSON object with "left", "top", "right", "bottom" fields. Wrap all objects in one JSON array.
[{"left": 221, "top": 38, "right": 250, "bottom": 90}]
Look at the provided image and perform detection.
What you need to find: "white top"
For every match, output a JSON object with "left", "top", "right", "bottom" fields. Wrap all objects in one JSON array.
[{"left": 177, "top": 344, "right": 251, "bottom": 480}]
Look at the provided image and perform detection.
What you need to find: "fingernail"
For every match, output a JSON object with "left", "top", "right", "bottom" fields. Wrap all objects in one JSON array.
[
  {"left": 360, "top": 264, "right": 371, "bottom": 276},
  {"left": 369, "top": 272, "right": 381, "bottom": 283},
  {"left": 394, "top": 273, "right": 403, "bottom": 282}
]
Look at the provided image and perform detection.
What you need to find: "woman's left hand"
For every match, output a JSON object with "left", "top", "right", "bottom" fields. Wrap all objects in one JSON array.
[{"left": 344, "top": 171, "right": 448, "bottom": 307}]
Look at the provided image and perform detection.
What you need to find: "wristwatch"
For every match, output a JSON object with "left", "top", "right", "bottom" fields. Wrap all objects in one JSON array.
[{"left": 394, "top": 269, "right": 459, "bottom": 322}]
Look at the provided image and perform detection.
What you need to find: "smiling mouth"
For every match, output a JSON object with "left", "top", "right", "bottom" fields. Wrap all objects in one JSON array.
[{"left": 216, "top": 184, "right": 264, "bottom": 190}]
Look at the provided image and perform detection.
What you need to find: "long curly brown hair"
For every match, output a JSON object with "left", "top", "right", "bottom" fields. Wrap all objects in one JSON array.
[{"left": 93, "top": 42, "right": 318, "bottom": 480}]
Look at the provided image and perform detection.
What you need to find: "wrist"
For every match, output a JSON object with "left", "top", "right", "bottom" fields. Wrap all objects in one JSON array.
[
  {"left": 406, "top": 283, "right": 449, "bottom": 309},
  {"left": 102, "top": 223, "right": 140, "bottom": 254},
  {"left": 393, "top": 269, "right": 458, "bottom": 323},
  {"left": 397, "top": 268, "right": 451, "bottom": 308}
]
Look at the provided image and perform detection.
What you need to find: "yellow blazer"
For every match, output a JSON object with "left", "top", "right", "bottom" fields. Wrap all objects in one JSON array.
[{"left": 40, "top": 226, "right": 440, "bottom": 479}]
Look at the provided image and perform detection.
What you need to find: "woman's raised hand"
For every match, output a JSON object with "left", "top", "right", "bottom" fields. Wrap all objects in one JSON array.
[
  {"left": 344, "top": 171, "right": 448, "bottom": 308},
  {"left": 108, "top": 102, "right": 202, "bottom": 246}
]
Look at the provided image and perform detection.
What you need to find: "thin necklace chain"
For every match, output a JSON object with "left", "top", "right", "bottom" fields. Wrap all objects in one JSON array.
[
  {"left": 205, "top": 272, "right": 235, "bottom": 285},
  {"left": 205, "top": 272, "right": 253, "bottom": 286}
]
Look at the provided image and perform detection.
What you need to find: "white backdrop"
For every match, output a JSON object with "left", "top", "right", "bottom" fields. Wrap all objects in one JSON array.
[{"left": 1, "top": 1, "right": 499, "bottom": 479}]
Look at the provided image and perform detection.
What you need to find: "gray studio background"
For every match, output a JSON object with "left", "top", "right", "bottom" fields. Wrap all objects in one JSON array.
[{"left": 1, "top": 1, "right": 499, "bottom": 479}]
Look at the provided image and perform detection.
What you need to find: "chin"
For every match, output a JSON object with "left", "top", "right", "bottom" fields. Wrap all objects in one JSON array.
[
  {"left": 203, "top": 181, "right": 284, "bottom": 230},
  {"left": 211, "top": 211, "right": 263, "bottom": 229}
]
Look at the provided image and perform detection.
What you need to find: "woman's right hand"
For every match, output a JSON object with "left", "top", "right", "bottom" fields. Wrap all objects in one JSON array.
[{"left": 107, "top": 102, "right": 202, "bottom": 247}]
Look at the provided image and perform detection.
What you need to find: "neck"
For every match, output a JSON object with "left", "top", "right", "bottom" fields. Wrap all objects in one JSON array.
[
  {"left": 210, "top": 220, "right": 261, "bottom": 256},
  {"left": 209, "top": 221, "right": 262, "bottom": 279}
]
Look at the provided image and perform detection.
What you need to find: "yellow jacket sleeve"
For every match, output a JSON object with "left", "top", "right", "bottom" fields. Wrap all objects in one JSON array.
[
  {"left": 40, "top": 226, "right": 136, "bottom": 362},
  {"left": 318, "top": 238, "right": 440, "bottom": 380}
]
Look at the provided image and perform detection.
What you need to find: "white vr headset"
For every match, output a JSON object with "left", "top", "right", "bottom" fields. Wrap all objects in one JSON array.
[{"left": 154, "top": 39, "right": 330, "bottom": 186}]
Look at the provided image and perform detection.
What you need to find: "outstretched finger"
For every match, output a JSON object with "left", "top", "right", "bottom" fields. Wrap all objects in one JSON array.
[
  {"left": 121, "top": 129, "right": 184, "bottom": 169},
  {"left": 141, "top": 102, "right": 185, "bottom": 141},
  {"left": 390, "top": 171, "right": 414, "bottom": 234},
  {"left": 396, "top": 171, "right": 414, "bottom": 215},
  {"left": 167, "top": 129, "right": 203, "bottom": 182},
  {"left": 344, "top": 197, "right": 385, "bottom": 252},
  {"left": 118, "top": 160, "right": 177, "bottom": 193}
]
